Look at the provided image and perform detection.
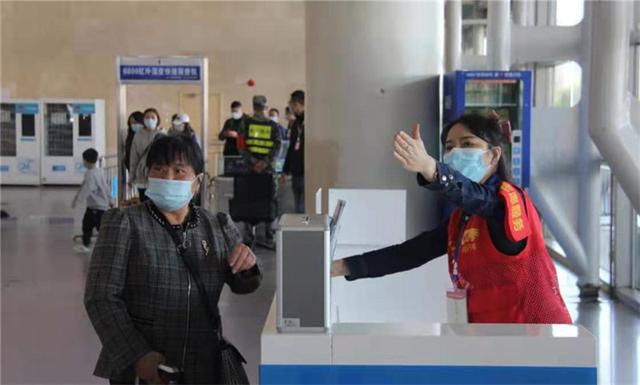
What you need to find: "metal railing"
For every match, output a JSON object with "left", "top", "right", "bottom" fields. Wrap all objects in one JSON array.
[
  {"left": 99, "top": 155, "right": 119, "bottom": 204},
  {"left": 601, "top": 163, "right": 612, "bottom": 217}
]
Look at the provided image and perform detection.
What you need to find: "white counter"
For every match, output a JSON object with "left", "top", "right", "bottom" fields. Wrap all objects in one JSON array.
[
  {"left": 265, "top": 189, "right": 597, "bottom": 384},
  {"left": 260, "top": 298, "right": 597, "bottom": 384},
  {"left": 326, "top": 188, "right": 453, "bottom": 324},
  {"left": 331, "top": 243, "right": 451, "bottom": 323}
]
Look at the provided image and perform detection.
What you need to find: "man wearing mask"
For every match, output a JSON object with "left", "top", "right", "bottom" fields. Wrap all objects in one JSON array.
[
  {"left": 243, "top": 95, "right": 281, "bottom": 174},
  {"left": 269, "top": 108, "right": 290, "bottom": 188},
  {"left": 241, "top": 95, "right": 282, "bottom": 248},
  {"left": 218, "top": 101, "right": 246, "bottom": 156},
  {"left": 268, "top": 108, "right": 287, "bottom": 147},
  {"left": 282, "top": 90, "right": 305, "bottom": 213},
  {"left": 169, "top": 113, "right": 201, "bottom": 148}
]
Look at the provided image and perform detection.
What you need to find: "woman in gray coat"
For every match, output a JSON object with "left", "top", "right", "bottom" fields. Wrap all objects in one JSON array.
[{"left": 85, "top": 134, "right": 261, "bottom": 384}]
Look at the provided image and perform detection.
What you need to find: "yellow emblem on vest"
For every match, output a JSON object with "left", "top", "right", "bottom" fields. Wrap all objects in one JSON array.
[
  {"left": 462, "top": 228, "right": 480, "bottom": 244},
  {"left": 248, "top": 124, "right": 273, "bottom": 139},
  {"left": 461, "top": 227, "right": 480, "bottom": 254}
]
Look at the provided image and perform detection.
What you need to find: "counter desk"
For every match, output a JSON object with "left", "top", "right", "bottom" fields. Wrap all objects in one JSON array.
[
  {"left": 261, "top": 297, "right": 596, "bottom": 384},
  {"left": 262, "top": 189, "right": 597, "bottom": 384}
]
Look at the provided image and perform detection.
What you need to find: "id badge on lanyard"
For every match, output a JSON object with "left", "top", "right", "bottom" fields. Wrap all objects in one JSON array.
[
  {"left": 446, "top": 287, "right": 468, "bottom": 323},
  {"left": 294, "top": 137, "right": 301, "bottom": 151},
  {"left": 294, "top": 127, "right": 303, "bottom": 151},
  {"left": 446, "top": 215, "right": 470, "bottom": 323}
]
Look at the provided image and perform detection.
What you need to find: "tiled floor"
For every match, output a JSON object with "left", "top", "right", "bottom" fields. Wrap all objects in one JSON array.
[
  {"left": 556, "top": 262, "right": 640, "bottom": 385},
  {"left": 1, "top": 186, "right": 639, "bottom": 384}
]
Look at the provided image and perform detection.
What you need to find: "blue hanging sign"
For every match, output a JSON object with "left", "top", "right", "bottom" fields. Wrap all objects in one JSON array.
[
  {"left": 464, "top": 71, "right": 525, "bottom": 79},
  {"left": 72, "top": 104, "right": 95, "bottom": 114},
  {"left": 120, "top": 65, "right": 201, "bottom": 81},
  {"left": 15, "top": 103, "right": 39, "bottom": 114}
]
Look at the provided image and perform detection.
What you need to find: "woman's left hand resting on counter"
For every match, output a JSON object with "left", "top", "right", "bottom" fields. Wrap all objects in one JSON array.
[{"left": 331, "top": 259, "right": 349, "bottom": 277}]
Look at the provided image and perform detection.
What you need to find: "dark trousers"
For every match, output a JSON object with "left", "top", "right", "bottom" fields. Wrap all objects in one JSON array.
[
  {"left": 82, "top": 208, "right": 105, "bottom": 247},
  {"left": 138, "top": 188, "right": 148, "bottom": 202},
  {"left": 292, "top": 175, "right": 305, "bottom": 214}
]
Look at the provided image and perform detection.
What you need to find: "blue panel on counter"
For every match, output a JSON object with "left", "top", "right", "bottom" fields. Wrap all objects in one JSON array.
[{"left": 260, "top": 365, "right": 596, "bottom": 385}]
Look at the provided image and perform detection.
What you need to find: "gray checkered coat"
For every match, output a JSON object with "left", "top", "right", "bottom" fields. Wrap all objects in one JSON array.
[{"left": 84, "top": 202, "right": 261, "bottom": 383}]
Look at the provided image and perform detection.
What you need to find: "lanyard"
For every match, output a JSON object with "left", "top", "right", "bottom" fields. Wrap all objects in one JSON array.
[{"left": 451, "top": 214, "right": 470, "bottom": 286}]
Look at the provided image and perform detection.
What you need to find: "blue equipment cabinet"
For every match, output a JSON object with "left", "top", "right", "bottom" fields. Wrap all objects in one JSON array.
[{"left": 443, "top": 70, "right": 532, "bottom": 188}]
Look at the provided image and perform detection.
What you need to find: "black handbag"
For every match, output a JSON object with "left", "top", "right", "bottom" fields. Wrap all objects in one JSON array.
[
  {"left": 162, "top": 213, "right": 250, "bottom": 385},
  {"left": 217, "top": 336, "right": 250, "bottom": 385}
]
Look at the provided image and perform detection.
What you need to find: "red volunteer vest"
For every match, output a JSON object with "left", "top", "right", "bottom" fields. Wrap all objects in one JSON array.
[{"left": 447, "top": 182, "right": 572, "bottom": 324}]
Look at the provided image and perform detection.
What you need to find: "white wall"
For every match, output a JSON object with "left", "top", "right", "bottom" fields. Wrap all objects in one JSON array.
[
  {"left": 1, "top": 1, "right": 305, "bottom": 155},
  {"left": 305, "top": 1, "right": 445, "bottom": 237}
]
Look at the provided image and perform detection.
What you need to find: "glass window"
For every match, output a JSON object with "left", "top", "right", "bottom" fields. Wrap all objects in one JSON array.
[
  {"left": 552, "top": 61, "right": 582, "bottom": 107},
  {"left": 634, "top": 45, "right": 640, "bottom": 99},
  {"left": 633, "top": 212, "right": 640, "bottom": 290},
  {"left": 78, "top": 114, "right": 92, "bottom": 137},
  {"left": 45, "top": 104, "right": 73, "bottom": 156},
  {"left": 556, "top": 0, "right": 584, "bottom": 26},
  {"left": 461, "top": 0, "right": 487, "bottom": 55},
  {"left": 1, "top": 103, "right": 16, "bottom": 156},
  {"left": 600, "top": 164, "right": 613, "bottom": 284},
  {"left": 462, "top": 25, "right": 487, "bottom": 56},
  {"left": 462, "top": 0, "right": 487, "bottom": 20},
  {"left": 21, "top": 115, "right": 35, "bottom": 137}
]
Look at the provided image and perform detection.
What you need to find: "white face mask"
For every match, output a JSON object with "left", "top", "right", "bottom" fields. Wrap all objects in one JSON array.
[
  {"left": 232, "top": 111, "right": 242, "bottom": 120},
  {"left": 443, "top": 148, "right": 491, "bottom": 183},
  {"left": 146, "top": 177, "right": 197, "bottom": 212},
  {"left": 172, "top": 120, "right": 184, "bottom": 131},
  {"left": 270, "top": 116, "right": 279, "bottom": 123},
  {"left": 145, "top": 118, "right": 158, "bottom": 130}
]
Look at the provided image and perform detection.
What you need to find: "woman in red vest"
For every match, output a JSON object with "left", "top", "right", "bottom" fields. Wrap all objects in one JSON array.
[{"left": 332, "top": 114, "right": 572, "bottom": 324}]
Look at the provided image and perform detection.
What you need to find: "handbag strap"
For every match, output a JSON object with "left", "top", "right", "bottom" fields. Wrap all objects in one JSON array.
[{"left": 159, "top": 212, "right": 225, "bottom": 336}]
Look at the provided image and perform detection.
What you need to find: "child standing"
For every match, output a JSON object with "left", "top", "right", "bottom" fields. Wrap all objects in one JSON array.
[{"left": 72, "top": 148, "right": 110, "bottom": 253}]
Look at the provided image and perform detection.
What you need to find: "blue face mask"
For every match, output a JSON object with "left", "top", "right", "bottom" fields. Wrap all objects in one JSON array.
[
  {"left": 131, "top": 123, "right": 143, "bottom": 133},
  {"left": 443, "top": 148, "right": 490, "bottom": 183},
  {"left": 146, "top": 177, "right": 196, "bottom": 212}
]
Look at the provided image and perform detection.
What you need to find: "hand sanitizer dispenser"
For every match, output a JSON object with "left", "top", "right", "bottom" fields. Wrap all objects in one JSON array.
[{"left": 276, "top": 214, "right": 331, "bottom": 333}]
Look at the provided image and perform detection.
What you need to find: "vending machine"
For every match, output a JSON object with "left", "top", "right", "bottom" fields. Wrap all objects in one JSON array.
[
  {"left": 40, "top": 99, "right": 105, "bottom": 185},
  {"left": 0, "top": 100, "right": 42, "bottom": 185},
  {"left": 442, "top": 71, "right": 532, "bottom": 187}
]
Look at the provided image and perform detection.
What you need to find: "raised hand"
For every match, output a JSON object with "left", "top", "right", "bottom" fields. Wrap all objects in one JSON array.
[{"left": 392, "top": 123, "right": 437, "bottom": 182}]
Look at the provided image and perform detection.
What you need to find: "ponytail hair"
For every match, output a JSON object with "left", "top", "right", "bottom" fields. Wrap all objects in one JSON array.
[{"left": 182, "top": 122, "right": 197, "bottom": 138}]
